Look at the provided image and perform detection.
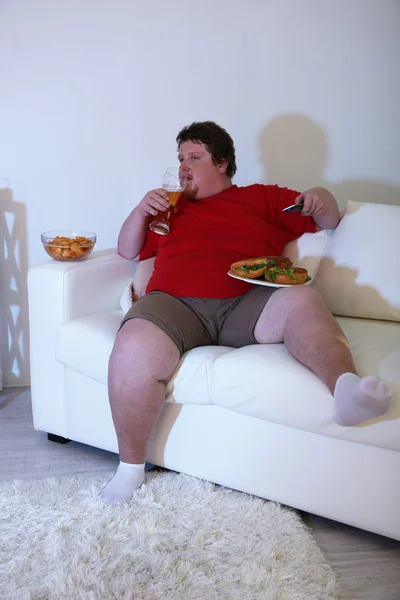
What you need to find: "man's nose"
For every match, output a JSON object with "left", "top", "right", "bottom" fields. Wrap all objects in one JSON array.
[
  {"left": 180, "top": 163, "right": 190, "bottom": 175},
  {"left": 180, "top": 159, "right": 191, "bottom": 170}
]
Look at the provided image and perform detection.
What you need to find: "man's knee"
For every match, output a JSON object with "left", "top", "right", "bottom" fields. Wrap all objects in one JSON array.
[
  {"left": 109, "top": 318, "right": 179, "bottom": 381},
  {"left": 254, "top": 285, "right": 327, "bottom": 343},
  {"left": 283, "top": 285, "right": 325, "bottom": 310}
]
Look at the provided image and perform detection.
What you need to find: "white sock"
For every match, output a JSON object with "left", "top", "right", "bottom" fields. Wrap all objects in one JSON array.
[
  {"left": 333, "top": 373, "right": 392, "bottom": 426},
  {"left": 100, "top": 461, "right": 145, "bottom": 505}
]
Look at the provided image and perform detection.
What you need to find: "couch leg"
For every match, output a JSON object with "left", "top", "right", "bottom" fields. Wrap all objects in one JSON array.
[{"left": 47, "top": 433, "right": 70, "bottom": 444}]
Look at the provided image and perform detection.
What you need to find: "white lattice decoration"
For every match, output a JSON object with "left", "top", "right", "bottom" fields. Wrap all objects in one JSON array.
[{"left": 0, "top": 180, "right": 30, "bottom": 387}]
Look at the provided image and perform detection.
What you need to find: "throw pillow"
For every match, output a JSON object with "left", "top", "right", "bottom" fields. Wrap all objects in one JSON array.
[{"left": 313, "top": 200, "right": 400, "bottom": 321}]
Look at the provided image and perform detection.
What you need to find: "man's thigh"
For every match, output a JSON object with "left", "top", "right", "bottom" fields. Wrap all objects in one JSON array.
[
  {"left": 218, "top": 286, "right": 278, "bottom": 347},
  {"left": 120, "top": 291, "right": 213, "bottom": 355},
  {"left": 253, "top": 285, "right": 325, "bottom": 344}
]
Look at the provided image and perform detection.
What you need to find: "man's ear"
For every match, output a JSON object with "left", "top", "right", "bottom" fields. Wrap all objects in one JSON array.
[{"left": 218, "top": 159, "right": 229, "bottom": 174}]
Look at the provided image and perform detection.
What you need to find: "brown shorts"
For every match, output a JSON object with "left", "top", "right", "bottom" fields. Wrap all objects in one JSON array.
[{"left": 119, "top": 286, "right": 278, "bottom": 355}]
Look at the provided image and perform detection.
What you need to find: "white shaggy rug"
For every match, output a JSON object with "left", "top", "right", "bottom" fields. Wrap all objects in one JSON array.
[{"left": 0, "top": 471, "right": 342, "bottom": 600}]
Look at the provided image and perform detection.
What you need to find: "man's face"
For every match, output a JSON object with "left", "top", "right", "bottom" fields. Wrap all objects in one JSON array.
[{"left": 178, "top": 140, "right": 228, "bottom": 199}]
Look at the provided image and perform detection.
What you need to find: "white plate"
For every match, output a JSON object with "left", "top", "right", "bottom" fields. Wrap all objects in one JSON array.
[{"left": 227, "top": 270, "right": 312, "bottom": 288}]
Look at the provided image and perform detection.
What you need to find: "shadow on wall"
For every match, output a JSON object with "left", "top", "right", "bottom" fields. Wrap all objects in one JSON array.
[
  {"left": 0, "top": 182, "right": 30, "bottom": 387},
  {"left": 258, "top": 114, "right": 400, "bottom": 211}
]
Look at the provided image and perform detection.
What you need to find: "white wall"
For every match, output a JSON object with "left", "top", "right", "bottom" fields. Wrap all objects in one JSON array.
[{"left": 0, "top": 0, "right": 399, "bottom": 385}]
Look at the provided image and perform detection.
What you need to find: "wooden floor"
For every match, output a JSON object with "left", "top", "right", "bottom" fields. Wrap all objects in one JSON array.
[{"left": 1, "top": 387, "right": 399, "bottom": 600}]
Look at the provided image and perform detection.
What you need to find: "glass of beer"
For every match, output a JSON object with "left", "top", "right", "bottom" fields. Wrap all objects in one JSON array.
[{"left": 149, "top": 167, "right": 186, "bottom": 235}]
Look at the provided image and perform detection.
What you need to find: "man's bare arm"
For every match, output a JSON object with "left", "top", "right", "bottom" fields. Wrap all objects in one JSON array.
[
  {"left": 118, "top": 188, "right": 170, "bottom": 259},
  {"left": 117, "top": 208, "right": 149, "bottom": 259}
]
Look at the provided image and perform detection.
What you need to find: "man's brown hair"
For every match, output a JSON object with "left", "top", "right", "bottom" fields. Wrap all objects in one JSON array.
[{"left": 176, "top": 121, "right": 237, "bottom": 178}]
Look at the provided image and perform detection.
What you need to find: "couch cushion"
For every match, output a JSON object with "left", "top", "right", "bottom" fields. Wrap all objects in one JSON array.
[
  {"left": 313, "top": 200, "right": 400, "bottom": 321},
  {"left": 209, "top": 317, "right": 400, "bottom": 452},
  {"left": 56, "top": 310, "right": 400, "bottom": 452},
  {"left": 56, "top": 310, "right": 228, "bottom": 406},
  {"left": 56, "top": 311, "right": 123, "bottom": 384}
]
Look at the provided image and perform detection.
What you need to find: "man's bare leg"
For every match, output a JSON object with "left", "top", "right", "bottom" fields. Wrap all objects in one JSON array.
[
  {"left": 100, "top": 318, "right": 179, "bottom": 504},
  {"left": 254, "top": 286, "right": 391, "bottom": 425}
]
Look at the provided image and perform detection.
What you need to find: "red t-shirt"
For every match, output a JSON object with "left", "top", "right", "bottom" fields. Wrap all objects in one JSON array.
[{"left": 139, "top": 184, "right": 316, "bottom": 298}]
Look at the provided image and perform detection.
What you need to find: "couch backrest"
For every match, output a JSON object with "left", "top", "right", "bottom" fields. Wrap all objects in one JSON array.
[{"left": 312, "top": 200, "right": 400, "bottom": 322}]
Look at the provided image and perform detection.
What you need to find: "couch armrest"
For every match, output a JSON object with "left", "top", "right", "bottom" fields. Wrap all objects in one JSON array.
[
  {"left": 28, "top": 248, "right": 136, "bottom": 321},
  {"left": 28, "top": 248, "right": 136, "bottom": 437}
]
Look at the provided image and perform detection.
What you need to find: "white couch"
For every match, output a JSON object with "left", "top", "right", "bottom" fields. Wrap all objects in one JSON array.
[{"left": 28, "top": 200, "right": 400, "bottom": 540}]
